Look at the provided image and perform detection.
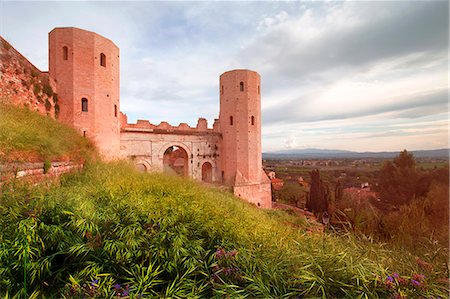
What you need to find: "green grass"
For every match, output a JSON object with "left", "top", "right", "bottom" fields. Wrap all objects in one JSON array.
[
  {"left": 0, "top": 102, "right": 96, "bottom": 162},
  {"left": 1, "top": 162, "right": 448, "bottom": 298}
]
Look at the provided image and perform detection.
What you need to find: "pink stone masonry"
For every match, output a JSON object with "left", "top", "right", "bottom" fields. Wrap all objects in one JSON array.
[{"left": 49, "top": 28, "right": 121, "bottom": 160}]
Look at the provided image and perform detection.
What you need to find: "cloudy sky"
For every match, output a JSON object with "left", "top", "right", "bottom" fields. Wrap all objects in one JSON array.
[{"left": 1, "top": 1, "right": 448, "bottom": 152}]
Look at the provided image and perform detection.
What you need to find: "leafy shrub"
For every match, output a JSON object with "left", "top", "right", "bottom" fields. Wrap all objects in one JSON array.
[
  {"left": 44, "top": 98, "right": 51, "bottom": 112},
  {"left": 43, "top": 160, "right": 51, "bottom": 174},
  {"left": 42, "top": 83, "right": 53, "bottom": 97},
  {"left": 32, "top": 83, "right": 41, "bottom": 96},
  {"left": 2, "top": 39, "right": 11, "bottom": 51},
  {"left": 30, "top": 69, "right": 39, "bottom": 78},
  {"left": 54, "top": 104, "right": 60, "bottom": 118}
]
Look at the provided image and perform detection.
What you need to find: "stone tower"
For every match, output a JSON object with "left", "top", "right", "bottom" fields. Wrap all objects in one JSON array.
[
  {"left": 219, "top": 70, "right": 272, "bottom": 208},
  {"left": 48, "top": 27, "right": 120, "bottom": 159}
]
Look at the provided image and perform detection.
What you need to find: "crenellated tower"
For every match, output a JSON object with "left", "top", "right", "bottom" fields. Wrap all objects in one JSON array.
[
  {"left": 48, "top": 27, "right": 121, "bottom": 159},
  {"left": 219, "top": 69, "right": 272, "bottom": 208}
]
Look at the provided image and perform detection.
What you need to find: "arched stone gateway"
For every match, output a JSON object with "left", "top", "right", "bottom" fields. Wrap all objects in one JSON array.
[
  {"left": 163, "top": 145, "right": 189, "bottom": 177},
  {"left": 202, "top": 162, "right": 213, "bottom": 182}
]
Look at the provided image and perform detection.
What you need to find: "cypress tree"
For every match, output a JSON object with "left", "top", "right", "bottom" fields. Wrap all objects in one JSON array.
[{"left": 306, "top": 169, "right": 329, "bottom": 214}]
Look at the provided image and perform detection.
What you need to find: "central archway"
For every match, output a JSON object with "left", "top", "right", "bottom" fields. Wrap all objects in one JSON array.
[{"left": 163, "top": 145, "right": 189, "bottom": 177}]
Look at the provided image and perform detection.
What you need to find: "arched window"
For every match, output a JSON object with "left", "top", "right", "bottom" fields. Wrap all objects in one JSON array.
[
  {"left": 251, "top": 116, "right": 255, "bottom": 125},
  {"left": 240, "top": 82, "right": 244, "bottom": 92},
  {"left": 114, "top": 104, "right": 117, "bottom": 117},
  {"left": 62, "top": 46, "right": 68, "bottom": 60},
  {"left": 81, "top": 98, "right": 88, "bottom": 112},
  {"left": 230, "top": 116, "right": 233, "bottom": 126},
  {"left": 100, "top": 53, "right": 106, "bottom": 67}
]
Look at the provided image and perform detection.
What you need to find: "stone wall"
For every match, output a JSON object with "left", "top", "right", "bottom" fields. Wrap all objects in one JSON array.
[
  {"left": 120, "top": 127, "right": 221, "bottom": 182},
  {"left": 0, "top": 161, "right": 82, "bottom": 185},
  {"left": 0, "top": 36, "right": 58, "bottom": 117}
]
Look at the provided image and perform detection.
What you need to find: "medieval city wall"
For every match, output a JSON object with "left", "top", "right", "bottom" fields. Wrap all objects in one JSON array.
[
  {"left": 233, "top": 179, "right": 272, "bottom": 208},
  {"left": 0, "top": 36, "right": 57, "bottom": 117},
  {"left": 120, "top": 117, "right": 222, "bottom": 182}
]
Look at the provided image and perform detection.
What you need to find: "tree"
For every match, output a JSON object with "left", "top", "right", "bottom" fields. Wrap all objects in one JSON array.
[
  {"left": 306, "top": 169, "right": 329, "bottom": 214},
  {"left": 379, "top": 150, "right": 419, "bottom": 205}
]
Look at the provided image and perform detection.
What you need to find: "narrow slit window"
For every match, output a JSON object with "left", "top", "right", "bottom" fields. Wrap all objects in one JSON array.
[
  {"left": 81, "top": 98, "right": 88, "bottom": 112},
  {"left": 240, "top": 81, "right": 244, "bottom": 92},
  {"left": 100, "top": 53, "right": 106, "bottom": 67},
  {"left": 251, "top": 116, "right": 255, "bottom": 125},
  {"left": 221, "top": 85, "right": 224, "bottom": 95},
  {"left": 63, "top": 46, "right": 68, "bottom": 60},
  {"left": 114, "top": 104, "right": 117, "bottom": 117},
  {"left": 230, "top": 116, "right": 233, "bottom": 126},
  {"left": 83, "top": 131, "right": 87, "bottom": 137},
  {"left": 258, "top": 85, "right": 260, "bottom": 94}
]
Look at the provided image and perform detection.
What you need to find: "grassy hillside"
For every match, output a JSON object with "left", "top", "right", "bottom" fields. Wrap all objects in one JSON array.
[
  {"left": 0, "top": 102, "right": 96, "bottom": 162},
  {"left": 1, "top": 162, "right": 448, "bottom": 298}
]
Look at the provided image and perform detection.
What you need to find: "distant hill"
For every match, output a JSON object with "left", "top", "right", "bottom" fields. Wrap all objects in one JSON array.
[{"left": 263, "top": 148, "right": 449, "bottom": 159}]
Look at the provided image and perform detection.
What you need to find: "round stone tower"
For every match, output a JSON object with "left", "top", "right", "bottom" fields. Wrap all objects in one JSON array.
[
  {"left": 219, "top": 69, "right": 271, "bottom": 208},
  {"left": 48, "top": 27, "right": 120, "bottom": 159}
]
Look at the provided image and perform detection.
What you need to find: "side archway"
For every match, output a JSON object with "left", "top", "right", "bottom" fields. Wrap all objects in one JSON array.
[
  {"left": 134, "top": 159, "right": 151, "bottom": 173},
  {"left": 201, "top": 162, "right": 213, "bottom": 183}
]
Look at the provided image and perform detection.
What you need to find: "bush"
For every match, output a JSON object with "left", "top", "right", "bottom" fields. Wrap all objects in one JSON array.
[
  {"left": 42, "top": 83, "right": 53, "bottom": 97},
  {"left": 2, "top": 39, "right": 11, "bottom": 51},
  {"left": 33, "top": 83, "right": 41, "bottom": 96},
  {"left": 30, "top": 69, "right": 39, "bottom": 78},
  {"left": 44, "top": 98, "right": 51, "bottom": 112},
  {"left": 383, "top": 182, "right": 449, "bottom": 251},
  {"left": 43, "top": 160, "right": 51, "bottom": 174}
]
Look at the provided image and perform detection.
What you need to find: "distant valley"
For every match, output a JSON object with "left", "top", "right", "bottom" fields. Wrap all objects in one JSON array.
[{"left": 263, "top": 148, "right": 449, "bottom": 159}]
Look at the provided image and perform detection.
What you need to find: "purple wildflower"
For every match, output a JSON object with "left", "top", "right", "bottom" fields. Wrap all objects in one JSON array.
[
  {"left": 411, "top": 279, "right": 421, "bottom": 287},
  {"left": 392, "top": 272, "right": 399, "bottom": 279},
  {"left": 122, "top": 289, "right": 129, "bottom": 296},
  {"left": 228, "top": 249, "right": 238, "bottom": 257},
  {"left": 215, "top": 248, "right": 226, "bottom": 259},
  {"left": 91, "top": 279, "right": 99, "bottom": 287},
  {"left": 413, "top": 273, "right": 426, "bottom": 281},
  {"left": 386, "top": 276, "right": 394, "bottom": 282},
  {"left": 114, "top": 283, "right": 121, "bottom": 290}
]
